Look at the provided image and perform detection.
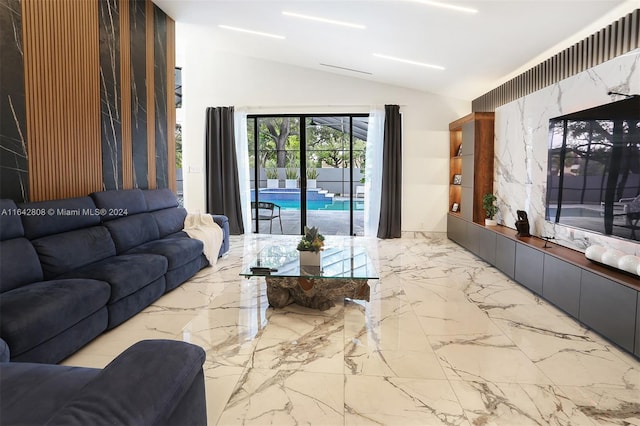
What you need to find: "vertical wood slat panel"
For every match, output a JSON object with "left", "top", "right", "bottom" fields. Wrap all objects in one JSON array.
[
  {"left": 146, "top": 0, "right": 156, "bottom": 189},
  {"left": 167, "top": 17, "right": 176, "bottom": 193},
  {"left": 472, "top": 9, "right": 640, "bottom": 112},
  {"left": 629, "top": 10, "right": 636, "bottom": 48},
  {"left": 120, "top": 0, "right": 133, "bottom": 188},
  {"left": 23, "top": 0, "right": 101, "bottom": 201}
]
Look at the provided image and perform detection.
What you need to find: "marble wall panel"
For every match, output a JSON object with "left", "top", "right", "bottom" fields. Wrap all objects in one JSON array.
[
  {"left": 495, "top": 49, "right": 640, "bottom": 255},
  {"left": 0, "top": 0, "right": 28, "bottom": 202},
  {"left": 154, "top": 4, "right": 168, "bottom": 189},
  {"left": 99, "top": 0, "right": 123, "bottom": 191},
  {"left": 130, "top": 0, "right": 148, "bottom": 188}
]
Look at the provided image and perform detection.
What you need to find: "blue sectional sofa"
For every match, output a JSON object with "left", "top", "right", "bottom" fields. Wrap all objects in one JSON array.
[
  {"left": 0, "top": 188, "right": 229, "bottom": 364},
  {"left": 0, "top": 338, "right": 207, "bottom": 425}
]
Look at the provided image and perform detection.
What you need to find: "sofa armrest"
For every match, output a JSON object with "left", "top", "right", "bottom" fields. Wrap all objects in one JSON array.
[
  {"left": 211, "top": 214, "right": 230, "bottom": 256},
  {"left": 45, "top": 340, "right": 207, "bottom": 426},
  {"left": 0, "top": 338, "right": 9, "bottom": 362}
]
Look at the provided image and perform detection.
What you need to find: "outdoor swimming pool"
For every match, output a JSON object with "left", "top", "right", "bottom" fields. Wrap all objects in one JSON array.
[
  {"left": 252, "top": 188, "right": 364, "bottom": 211},
  {"left": 268, "top": 199, "right": 364, "bottom": 211}
]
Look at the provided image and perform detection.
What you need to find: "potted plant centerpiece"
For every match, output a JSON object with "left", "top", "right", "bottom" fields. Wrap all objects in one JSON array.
[
  {"left": 482, "top": 193, "right": 498, "bottom": 226},
  {"left": 297, "top": 226, "right": 324, "bottom": 267},
  {"left": 266, "top": 165, "right": 279, "bottom": 189},
  {"left": 306, "top": 167, "right": 319, "bottom": 189}
]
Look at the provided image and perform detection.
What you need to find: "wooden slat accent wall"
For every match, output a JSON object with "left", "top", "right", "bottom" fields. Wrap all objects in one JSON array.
[
  {"left": 473, "top": 9, "right": 640, "bottom": 112},
  {"left": 22, "top": 0, "right": 101, "bottom": 201},
  {"left": 145, "top": 0, "right": 156, "bottom": 189},
  {"left": 120, "top": 0, "right": 133, "bottom": 189},
  {"left": 167, "top": 17, "right": 176, "bottom": 193}
]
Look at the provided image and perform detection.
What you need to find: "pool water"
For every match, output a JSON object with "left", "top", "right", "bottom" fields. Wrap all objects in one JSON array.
[
  {"left": 252, "top": 188, "right": 364, "bottom": 211},
  {"left": 272, "top": 199, "right": 364, "bottom": 211}
]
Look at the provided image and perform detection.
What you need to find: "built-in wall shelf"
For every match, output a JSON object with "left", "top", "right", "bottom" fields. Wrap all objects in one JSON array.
[
  {"left": 448, "top": 113, "right": 494, "bottom": 223},
  {"left": 448, "top": 213, "right": 640, "bottom": 358}
]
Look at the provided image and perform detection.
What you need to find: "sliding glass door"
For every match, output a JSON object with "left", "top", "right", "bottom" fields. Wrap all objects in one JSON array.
[{"left": 248, "top": 114, "right": 368, "bottom": 236}]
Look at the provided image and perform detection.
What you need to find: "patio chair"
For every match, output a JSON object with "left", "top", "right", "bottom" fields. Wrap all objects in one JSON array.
[
  {"left": 252, "top": 201, "right": 283, "bottom": 234},
  {"left": 619, "top": 195, "right": 640, "bottom": 238}
]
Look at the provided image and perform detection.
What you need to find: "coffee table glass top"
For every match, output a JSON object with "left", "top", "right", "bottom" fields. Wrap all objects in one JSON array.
[{"left": 240, "top": 245, "right": 378, "bottom": 280}]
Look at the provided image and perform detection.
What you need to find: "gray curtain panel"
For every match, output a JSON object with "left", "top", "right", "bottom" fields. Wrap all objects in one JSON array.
[
  {"left": 377, "top": 104, "right": 402, "bottom": 238},
  {"left": 205, "top": 106, "right": 244, "bottom": 234}
]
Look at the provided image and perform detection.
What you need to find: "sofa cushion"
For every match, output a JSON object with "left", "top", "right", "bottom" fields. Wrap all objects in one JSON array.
[
  {"left": 61, "top": 254, "right": 167, "bottom": 303},
  {"left": 13, "top": 309, "right": 108, "bottom": 364},
  {"left": 0, "top": 238, "right": 43, "bottom": 293},
  {"left": 0, "top": 363, "right": 100, "bottom": 425},
  {"left": 143, "top": 188, "right": 179, "bottom": 211},
  {"left": 91, "top": 189, "right": 147, "bottom": 221},
  {"left": 0, "top": 199, "right": 25, "bottom": 241},
  {"left": 31, "top": 226, "right": 117, "bottom": 280},
  {"left": 103, "top": 213, "right": 160, "bottom": 253},
  {"left": 0, "top": 279, "right": 110, "bottom": 357},
  {"left": 19, "top": 197, "right": 101, "bottom": 239},
  {"left": 127, "top": 237, "right": 203, "bottom": 270},
  {"left": 164, "top": 230, "right": 189, "bottom": 239},
  {"left": 151, "top": 207, "right": 187, "bottom": 237}
]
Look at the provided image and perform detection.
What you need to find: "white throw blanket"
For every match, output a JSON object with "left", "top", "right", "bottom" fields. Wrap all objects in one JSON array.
[{"left": 183, "top": 213, "right": 223, "bottom": 265}]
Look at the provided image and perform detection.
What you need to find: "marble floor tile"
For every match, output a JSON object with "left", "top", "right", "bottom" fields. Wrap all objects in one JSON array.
[
  {"left": 345, "top": 375, "right": 469, "bottom": 425},
  {"left": 430, "top": 334, "right": 552, "bottom": 384},
  {"left": 60, "top": 233, "right": 640, "bottom": 425},
  {"left": 217, "top": 369, "right": 344, "bottom": 425},
  {"left": 415, "top": 301, "right": 504, "bottom": 336},
  {"left": 344, "top": 297, "right": 432, "bottom": 353},
  {"left": 249, "top": 308, "right": 345, "bottom": 373},
  {"left": 203, "top": 365, "right": 244, "bottom": 426},
  {"left": 450, "top": 381, "right": 595, "bottom": 425},
  {"left": 485, "top": 304, "right": 640, "bottom": 388},
  {"left": 345, "top": 347, "right": 446, "bottom": 379},
  {"left": 557, "top": 386, "right": 640, "bottom": 425}
]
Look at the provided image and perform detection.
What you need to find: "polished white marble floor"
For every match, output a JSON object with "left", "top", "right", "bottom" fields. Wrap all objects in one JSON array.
[{"left": 63, "top": 233, "right": 640, "bottom": 425}]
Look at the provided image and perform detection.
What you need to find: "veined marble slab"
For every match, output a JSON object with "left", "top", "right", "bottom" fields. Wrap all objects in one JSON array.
[{"left": 494, "top": 48, "right": 640, "bottom": 256}]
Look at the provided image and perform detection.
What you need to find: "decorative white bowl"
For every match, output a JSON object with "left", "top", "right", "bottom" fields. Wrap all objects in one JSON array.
[
  {"left": 601, "top": 249, "right": 625, "bottom": 268},
  {"left": 618, "top": 255, "right": 640, "bottom": 276},
  {"left": 584, "top": 245, "right": 606, "bottom": 263}
]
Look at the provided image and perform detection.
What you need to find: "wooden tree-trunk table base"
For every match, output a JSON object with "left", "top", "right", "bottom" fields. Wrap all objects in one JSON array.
[{"left": 266, "top": 276, "right": 371, "bottom": 311}]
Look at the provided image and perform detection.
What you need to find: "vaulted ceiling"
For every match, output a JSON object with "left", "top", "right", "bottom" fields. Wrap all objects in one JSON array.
[{"left": 154, "top": 0, "right": 634, "bottom": 101}]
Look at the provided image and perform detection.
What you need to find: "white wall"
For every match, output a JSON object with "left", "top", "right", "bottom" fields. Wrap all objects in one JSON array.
[{"left": 178, "top": 23, "right": 469, "bottom": 233}]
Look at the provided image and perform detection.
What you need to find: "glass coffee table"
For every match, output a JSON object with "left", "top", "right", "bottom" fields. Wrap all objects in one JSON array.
[{"left": 240, "top": 245, "right": 378, "bottom": 311}]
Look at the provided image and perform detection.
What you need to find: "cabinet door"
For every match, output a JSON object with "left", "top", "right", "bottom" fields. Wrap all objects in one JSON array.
[
  {"left": 514, "top": 243, "right": 544, "bottom": 295},
  {"left": 495, "top": 234, "right": 515, "bottom": 279},
  {"left": 461, "top": 121, "right": 475, "bottom": 155},
  {"left": 579, "top": 270, "right": 636, "bottom": 353},
  {"left": 477, "top": 227, "right": 497, "bottom": 264},
  {"left": 461, "top": 187, "right": 473, "bottom": 222},
  {"left": 447, "top": 214, "right": 465, "bottom": 246},
  {"left": 542, "top": 255, "right": 581, "bottom": 317},
  {"left": 465, "top": 222, "right": 480, "bottom": 256},
  {"left": 461, "top": 155, "right": 474, "bottom": 188},
  {"left": 636, "top": 293, "right": 640, "bottom": 357}
]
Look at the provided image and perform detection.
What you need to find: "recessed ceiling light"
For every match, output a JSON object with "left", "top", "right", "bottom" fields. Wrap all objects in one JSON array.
[
  {"left": 282, "top": 11, "right": 366, "bottom": 29},
  {"left": 411, "top": 0, "right": 478, "bottom": 14},
  {"left": 373, "top": 53, "right": 445, "bottom": 71},
  {"left": 218, "top": 25, "right": 285, "bottom": 40}
]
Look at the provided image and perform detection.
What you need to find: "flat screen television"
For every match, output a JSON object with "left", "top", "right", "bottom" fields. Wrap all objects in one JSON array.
[{"left": 545, "top": 96, "right": 640, "bottom": 242}]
